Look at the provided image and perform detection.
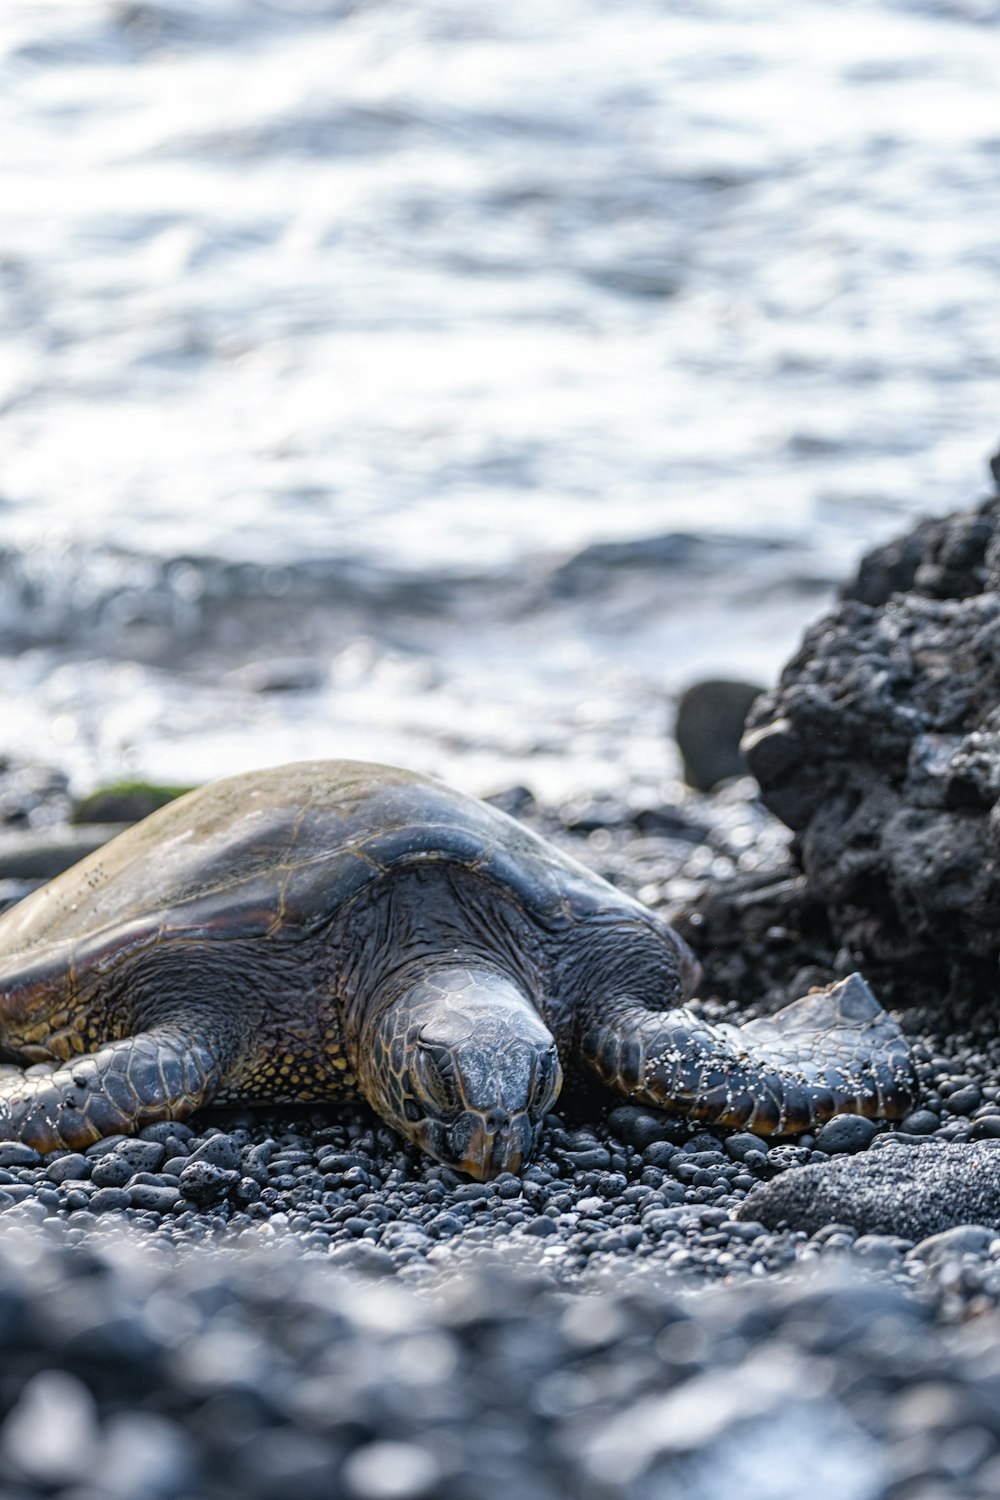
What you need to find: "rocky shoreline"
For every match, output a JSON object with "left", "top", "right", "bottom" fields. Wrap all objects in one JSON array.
[
  {"left": 4, "top": 492, "right": 1000, "bottom": 1496},
  {"left": 0, "top": 758, "right": 996, "bottom": 1496}
]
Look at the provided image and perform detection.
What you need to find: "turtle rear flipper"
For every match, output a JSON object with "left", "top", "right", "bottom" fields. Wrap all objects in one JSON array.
[
  {"left": 582, "top": 973, "right": 915, "bottom": 1137},
  {"left": 0, "top": 1027, "right": 227, "bottom": 1152}
]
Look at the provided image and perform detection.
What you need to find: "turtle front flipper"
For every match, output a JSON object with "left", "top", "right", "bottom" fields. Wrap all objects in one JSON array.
[
  {"left": 582, "top": 973, "right": 915, "bottom": 1136},
  {"left": 0, "top": 1026, "right": 227, "bottom": 1153}
]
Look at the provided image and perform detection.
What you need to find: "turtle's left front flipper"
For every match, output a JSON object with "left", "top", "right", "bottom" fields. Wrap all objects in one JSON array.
[
  {"left": 581, "top": 972, "right": 915, "bottom": 1136},
  {"left": 0, "top": 1026, "right": 228, "bottom": 1153}
]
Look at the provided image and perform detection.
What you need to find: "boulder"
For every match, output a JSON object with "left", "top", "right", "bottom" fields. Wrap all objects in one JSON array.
[
  {"left": 674, "top": 678, "right": 764, "bottom": 791},
  {"left": 742, "top": 491, "right": 1000, "bottom": 982}
]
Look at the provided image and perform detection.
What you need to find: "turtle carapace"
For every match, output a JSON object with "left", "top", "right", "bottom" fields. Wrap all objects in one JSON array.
[{"left": 0, "top": 761, "right": 914, "bottom": 1178}]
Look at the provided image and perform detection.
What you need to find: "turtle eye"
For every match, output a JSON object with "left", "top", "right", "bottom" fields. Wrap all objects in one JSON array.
[{"left": 416, "top": 1043, "right": 460, "bottom": 1113}]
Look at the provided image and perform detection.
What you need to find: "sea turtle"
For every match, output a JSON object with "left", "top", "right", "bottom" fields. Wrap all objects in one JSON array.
[{"left": 0, "top": 761, "right": 914, "bottom": 1179}]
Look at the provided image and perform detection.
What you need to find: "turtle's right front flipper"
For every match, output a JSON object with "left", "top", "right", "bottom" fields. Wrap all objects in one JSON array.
[
  {"left": 582, "top": 972, "right": 915, "bottom": 1136},
  {"left": 0, "top": 1026, "right": 227, "bottom": 1152}
]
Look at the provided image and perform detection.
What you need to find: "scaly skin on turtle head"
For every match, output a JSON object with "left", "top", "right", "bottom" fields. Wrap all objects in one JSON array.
[{"left": 354, "top": 964, "right": 563, "bottom": 1181}]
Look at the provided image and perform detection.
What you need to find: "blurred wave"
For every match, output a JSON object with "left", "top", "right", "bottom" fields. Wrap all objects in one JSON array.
[{"left": 0, "top": 0, "right": 997, "bottom": 790}]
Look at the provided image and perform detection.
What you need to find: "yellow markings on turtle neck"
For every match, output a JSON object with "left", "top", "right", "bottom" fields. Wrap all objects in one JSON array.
[{"left": 48, "top": 1034, "right": 72, "bottom": 1063}]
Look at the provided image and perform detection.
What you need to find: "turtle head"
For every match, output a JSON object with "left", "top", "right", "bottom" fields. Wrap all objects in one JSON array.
[{"left": 357, "top": 964, "right": 562, "bottom": 1181}]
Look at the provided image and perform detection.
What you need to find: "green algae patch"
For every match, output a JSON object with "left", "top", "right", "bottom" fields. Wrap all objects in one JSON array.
[{"left": 72, "top": 781, "right": 196, "bottom": 826}]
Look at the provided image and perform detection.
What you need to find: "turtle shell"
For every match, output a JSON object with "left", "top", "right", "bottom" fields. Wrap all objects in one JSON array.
[{"left": 0, "top": 760, "right": 642, "bottom": 1005}]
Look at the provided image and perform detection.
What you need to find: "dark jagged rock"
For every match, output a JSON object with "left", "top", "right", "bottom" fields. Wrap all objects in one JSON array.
[
  {"left": 846, "top": 496, "right": 999, "bottom": 605},
  {"left": 743, "top": 496, "right": 1000, "bottom": 985},
  {"left": 671, "top": 868, "right": 837, "bottom": 1012}
]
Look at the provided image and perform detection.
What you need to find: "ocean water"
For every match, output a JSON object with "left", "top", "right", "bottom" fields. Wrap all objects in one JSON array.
[{"left": 1, "top": 0, "right": 998, "bottom": 798}]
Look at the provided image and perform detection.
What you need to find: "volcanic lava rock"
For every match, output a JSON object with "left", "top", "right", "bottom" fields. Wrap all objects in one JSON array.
[
  {"left": 742, "top": 494, "right": 1000, "bottom": 983},
  {"left": 742, "top": 1139, "right": 1000, "bottom": 1241}
]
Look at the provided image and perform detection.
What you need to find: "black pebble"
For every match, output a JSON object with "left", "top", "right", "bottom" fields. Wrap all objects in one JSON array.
[
  {"left": 91, "top": 1156, "right": 136, "bottom": 1188},
  {"left": 899, "top": 1110, "right": 939, "bottom": 1135},
  {"left": 89, "top": 1187, "right": 131, "bottom": 1213},
  {"left": 558, "top": 1148, "right": 611, "bottom": 1173},
  {"left": 46, "top": 1153, "right": 90, "bottom": 1183},
  {"left": 187, "top": 1134, "right": 243, "bottom": 1172},
  {"left": 85, "top": 1135, "right": 133, "bottom": 1158},
  {"left": 674, "top": 677, "right": 763, "bottom": 791},
  {"left": 0, "top": 1142, "right": 41, "bottom": 1168},
  {"left": 122, "top": 1139, "right": 167, "bottom": 1171},
  {"left": 725, "top": 1132, "right": 765, "bottom": 1162},
  {"left": 178, "top": 1161, "right": 240, "bottom": 1204},
  {"left": 944, "top": 1084, "right": 982, "bottom": 1115},
  {"left": 642, "top": 1141, "right": 677, "bottom": 1169},
  {"left": 523, "top": 1215, "right": 559, "bottom": 1237},
  {"left": 128, "top": 1184, "right": 181, "bottom": 1213},
  {"left": 813, "top": 1115, "right": 880, "bottom": 1155},
  {"left": 606, "top": 1106, "right": 683, "bottom": 1151},
  {"left": 327, "top": 1243, "right": 394, "bottom": 1275}
]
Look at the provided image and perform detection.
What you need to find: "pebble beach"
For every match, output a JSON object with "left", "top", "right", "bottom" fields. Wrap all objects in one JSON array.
[
  {"left": 0, "top": 765, "right": 996, "bottom": 1497},
  {"left": 3, "top": 0, "right": 1000, "bottom": 1495}
]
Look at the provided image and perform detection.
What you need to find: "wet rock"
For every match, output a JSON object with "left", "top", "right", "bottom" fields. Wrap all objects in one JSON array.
[
  {"left": 141, "top": 1122, "right": 195, "bottom": 1147},
  {"left": 725, "top": 1132, "right": 767, "bottom": 1162},
  {"left": 234, "top": 1176, "right": 261, "bottom": 1204},
  {"left": 944, "top": 1083, "right": 982, "bottom": 1115},
  {"left": 674, "top": 678, "right": 764, "bottom": 791},
  {"left": 114, "top": 1139, "right": 168, "bottom": 1173},
  {"left": 89, "top": 1186, "right": 132, "bottom": 1213},
  {"left": 523, "top": 1214, "right": 559, "bottom": 1236},
  {"left": 851, "top": 1233, "right": 904, "bottom": 1269}
]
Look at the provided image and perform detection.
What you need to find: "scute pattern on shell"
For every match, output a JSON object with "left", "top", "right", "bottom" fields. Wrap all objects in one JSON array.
[{"left": 0, "top": 761, "right": 632, "bottom": 1004}]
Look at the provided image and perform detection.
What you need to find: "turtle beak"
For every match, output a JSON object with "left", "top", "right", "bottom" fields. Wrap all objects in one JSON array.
[{"left": 452, "top": 1108, "right": 535, "bottom": 1182}]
